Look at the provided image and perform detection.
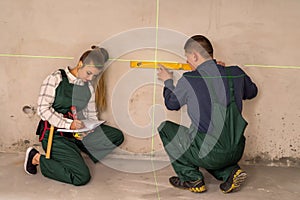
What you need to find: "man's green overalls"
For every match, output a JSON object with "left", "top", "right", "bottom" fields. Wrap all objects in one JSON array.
[
  {"left": 158, "top": 68, "right": 247, "bottom": 182},
  {"left": 37, "top": 69, "right": 124, "bottom": 186}
]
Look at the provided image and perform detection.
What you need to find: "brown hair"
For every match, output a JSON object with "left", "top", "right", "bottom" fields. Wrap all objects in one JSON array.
[
  {"left": 79, "top": 46, "right": 109, "bottom": 113},
  {"left": 184, "top": 35, "right": 214, "bottom": 59},
  {"left": 95, "top": 71, "right": 107, "bottom": 113},
  {"left": 79, "top": 45, "right": 109, "bottom": 68}
]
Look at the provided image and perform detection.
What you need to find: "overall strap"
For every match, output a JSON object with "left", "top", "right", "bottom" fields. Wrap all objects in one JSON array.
[
  {"left": 59, "top": 69, "right": 67, "bottom": 79},
  {"left": 225, "top": 68, "right": 235, "bottom": 103},
  {"left": 199, "top": 70, "right": 219, "bottom": 104}
]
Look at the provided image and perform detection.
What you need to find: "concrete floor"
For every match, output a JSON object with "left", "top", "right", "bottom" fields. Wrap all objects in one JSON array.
[{"left": 0, "top": 152, "right": 299, "bottom": 200}]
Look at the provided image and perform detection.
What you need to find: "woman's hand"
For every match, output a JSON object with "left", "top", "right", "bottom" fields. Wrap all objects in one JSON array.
[{"left": 70, "top": 120, "right": 85, "bottom": 130}]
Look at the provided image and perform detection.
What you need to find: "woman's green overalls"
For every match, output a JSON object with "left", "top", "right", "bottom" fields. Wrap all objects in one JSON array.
[{"left": 37, "top": 69, "right": 124, "bottom": 186}]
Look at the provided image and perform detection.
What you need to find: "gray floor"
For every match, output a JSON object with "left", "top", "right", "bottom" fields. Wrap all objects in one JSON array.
[{"left": 0, "top": 152, "right": 299, "bottom": 200}]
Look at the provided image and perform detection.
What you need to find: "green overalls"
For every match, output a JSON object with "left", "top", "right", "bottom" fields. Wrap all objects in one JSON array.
[
  {"left": 158, "top": 68, "right": 247, "bottom": 182},
  {"left": 37, "top": 69, "right": 124, "bottom": 186}
]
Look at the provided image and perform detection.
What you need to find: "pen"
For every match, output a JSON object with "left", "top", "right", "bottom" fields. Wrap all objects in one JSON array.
[{"left": 71, "top": 106, "right": 81, "bottom": 140}]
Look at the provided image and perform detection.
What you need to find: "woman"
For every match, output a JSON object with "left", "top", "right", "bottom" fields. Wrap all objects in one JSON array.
[{"left": 24, "top": 46, "right": 124, "bottom": 186}]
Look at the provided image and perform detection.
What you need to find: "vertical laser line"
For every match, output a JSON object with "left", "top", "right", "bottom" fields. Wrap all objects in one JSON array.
[{"left": 151, "top": 0, "right": 161, "bottom": 199}]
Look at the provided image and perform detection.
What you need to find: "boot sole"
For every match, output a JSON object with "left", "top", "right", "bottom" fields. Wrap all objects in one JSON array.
[
  {"left": 24, "top": 147, "right": 35, "bottom": 175},
  {"left": 170, "top": 178, "right": 207, "bottom": 193},
  {"left": 222, "top": 169, "right": 247, "bottom": 193},
  {"left": 170, "top": 185, "right": 207, "bottom": 193},
  {"left": 189, "top": 185, "right": 207, "bottom": 193}
]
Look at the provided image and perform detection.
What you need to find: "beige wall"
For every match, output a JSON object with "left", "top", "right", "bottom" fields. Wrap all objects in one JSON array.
[{"left": 0, "top": 0, "right": 299, "bottom": 166}]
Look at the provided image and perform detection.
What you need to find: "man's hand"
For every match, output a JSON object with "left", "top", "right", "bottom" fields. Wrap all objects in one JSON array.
[
  {"left": 216, "top": 60, "right": 226, "bottom": 67},
  {"left": 157, "top": 64, "right": 173, "bottom": 82}
]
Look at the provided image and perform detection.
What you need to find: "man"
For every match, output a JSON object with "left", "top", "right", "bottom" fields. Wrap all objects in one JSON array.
[{"left": 157, "top": 35, "right": 257, "bottom": 193}]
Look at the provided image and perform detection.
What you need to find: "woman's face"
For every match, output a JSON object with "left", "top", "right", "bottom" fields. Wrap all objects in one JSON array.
[{"left": 77, "top": 65, "right": 102, "bottom": 82}]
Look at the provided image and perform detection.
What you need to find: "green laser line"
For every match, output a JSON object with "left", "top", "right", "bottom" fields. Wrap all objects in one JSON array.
[
  {"left": 0, "top": 54, "right": 183, "bottom": 64},
  {"left": 110, "top": 58, "right": 186, "bottom": 63},
  {"left": 150, "top": 0, "right": 161, "bottom": 200},
  {"left": 244, "top": 64, "right": 300, "bottom": 69},
  {"left": 109, "top": 59, "right": 300, "bottom": 70},
  {"left": 3, "top": 54, "right": 299, "bottom": 70},
  {"left": 109, "top": 58, "right": 183, "bottom": 63},
  {"left": 110, "top": 59, "right": 300, "bottom": 70},
  {"left": 0, "top": 53, "right": 74, "bottom": 59},
  {"left": 108, "top": 58, "right": 132, "bottom": 62},
  {"left": 185, "top": 74, "right": 246, "bottom": 79}
]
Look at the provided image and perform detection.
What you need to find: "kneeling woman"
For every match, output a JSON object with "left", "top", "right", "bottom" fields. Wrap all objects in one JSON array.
[{"left": 24, "top": 46, "right": 124, "bottom": 186}]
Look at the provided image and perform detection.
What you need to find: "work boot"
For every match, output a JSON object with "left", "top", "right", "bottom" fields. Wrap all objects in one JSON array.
[
  {"left": 169, "top": 176, "right": 206, "bottom": 193},
  {"left": 220, "top": 167, "right": 247, "bottom": 193},
  {"left": 24, "top": 147, "right": 39, "bottom": 175}
]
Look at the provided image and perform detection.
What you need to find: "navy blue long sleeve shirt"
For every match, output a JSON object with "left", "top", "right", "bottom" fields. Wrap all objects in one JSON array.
[{"left": 163, "top": 59, "right": 258, "bottom": 133}]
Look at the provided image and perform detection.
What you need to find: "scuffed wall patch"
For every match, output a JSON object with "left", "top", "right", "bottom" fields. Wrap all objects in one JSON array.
[
  {"left": 4, "top": 139, "right": 40, "bottom": 152},
  {"left": 243, "top": 152, "right": 300, "bottom": 168}
]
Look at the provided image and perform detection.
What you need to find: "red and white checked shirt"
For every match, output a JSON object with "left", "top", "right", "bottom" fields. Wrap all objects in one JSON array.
[{"left": 37, "top": 67, "right": 98, "bottom": 129}]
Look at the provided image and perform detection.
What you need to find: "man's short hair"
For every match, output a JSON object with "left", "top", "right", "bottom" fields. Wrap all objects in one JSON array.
[{"left": 184, "top": 35, "right": 214, "bottom": 59}]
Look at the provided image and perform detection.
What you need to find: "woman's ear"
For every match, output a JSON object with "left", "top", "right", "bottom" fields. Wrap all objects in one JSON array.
[{"left": 77, "top": 61, "right": 83, "bottom": 69}]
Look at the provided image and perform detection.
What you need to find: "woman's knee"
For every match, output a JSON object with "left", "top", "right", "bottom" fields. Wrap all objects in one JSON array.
[
  {"left": 105, "top": 127, "right": 124, "bottom": 147},
  {"left": 73, "top": 169, "right": 91, "bottom": 186},
  {"left": 113, "top": 130, "right": 124, "bottom": 146}
]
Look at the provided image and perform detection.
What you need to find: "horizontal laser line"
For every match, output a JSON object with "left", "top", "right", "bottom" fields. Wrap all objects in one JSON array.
[
  {"left": 244, "top": 64, "right": 300, "bottom": 69},
  {"left": 108, "top": 58, "right": 182, "bottom": 63},
  {"left": 2, "top": 54, "right": 299, "bottom": 70},
  {"left": 0, "top": 53, "right": 74, "bottom": 59},
  {"left": 0, "top": 55, "right": 178, "bottom": 63}
]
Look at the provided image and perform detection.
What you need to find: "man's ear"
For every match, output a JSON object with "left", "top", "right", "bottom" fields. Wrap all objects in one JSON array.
[{"left": 193, "top": 51, "right": 200, "bottom": 63}]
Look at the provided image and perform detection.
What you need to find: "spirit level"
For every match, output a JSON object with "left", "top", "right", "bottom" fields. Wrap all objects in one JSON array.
[{"left": 130, "top": 61, "right": 192, "bottom": 70}]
